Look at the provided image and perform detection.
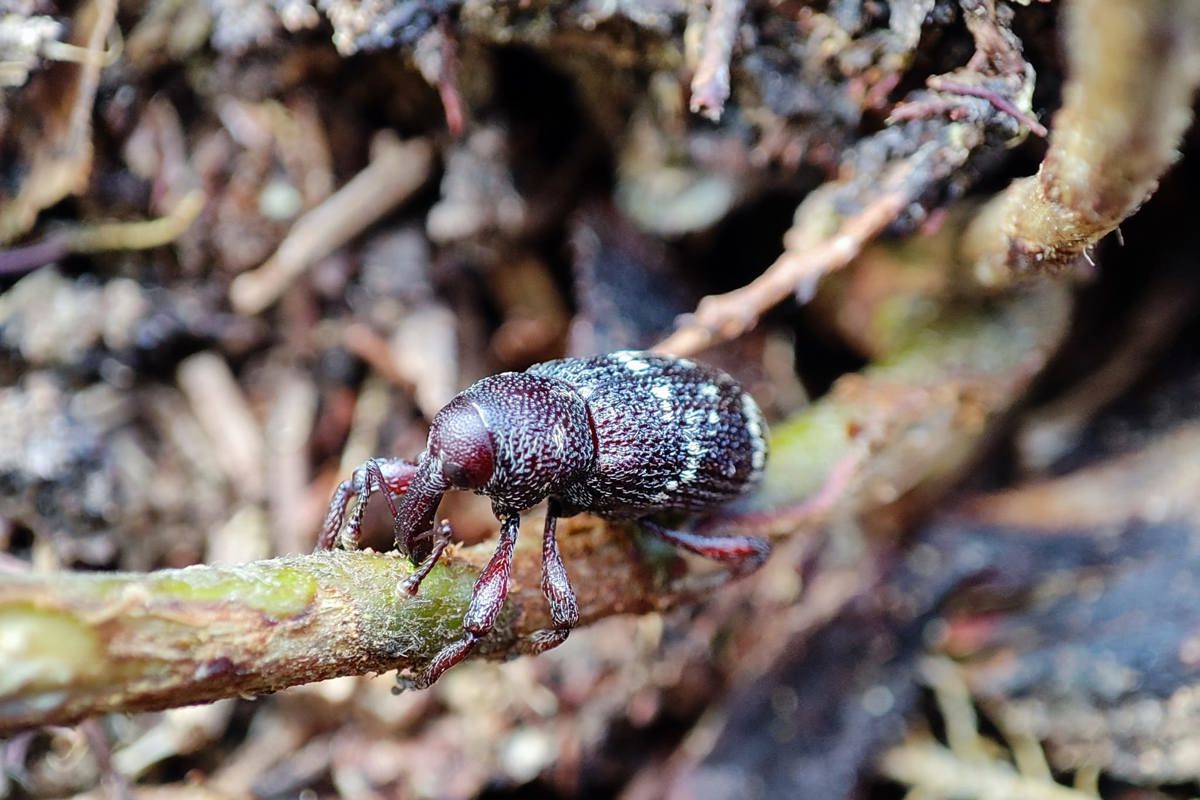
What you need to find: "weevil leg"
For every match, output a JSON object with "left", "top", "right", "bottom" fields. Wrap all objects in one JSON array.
[
  {"left": 638, "top": 518, "right": 771, "bottom": 577},
  {"left": 339, "top": 459, "right": 391, "bottom": 551},
  {"left": 414, "top": 513, "right": 521, "bottom": 688},
  {"left": 343, "top": 458, "right": 410, "bottom": 550},
  {"left": 316, "top": 477, "right": 355, "bottom": 551},
  {"left": 315, "top": 457, "right": 417, "bottom": 552},
  {"left": 527, "top": 506, "right": 580, "bottom": 654},
  {"left": 399, "top": 519, "right": 454, "bottom": 595}
]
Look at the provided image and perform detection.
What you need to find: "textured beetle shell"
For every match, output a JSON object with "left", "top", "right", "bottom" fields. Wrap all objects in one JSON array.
[
  {"left": 528, "top": 350, "right": 768, "bottom": 518},
  {"left": 456, "top": 372, "right": 595, "bottom": 514}
]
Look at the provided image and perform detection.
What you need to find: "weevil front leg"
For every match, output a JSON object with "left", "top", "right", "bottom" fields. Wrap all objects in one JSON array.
[
  {"left": 638, "top": 518, "right": 770, "bottom": 577},
  {"left": 407, "top": 513, "right": 521, "bottom": 689},
  {"left": 315, "top": 457, "right": 417, "bottom": 551},
  {"left": 526, "top": 505, "right": 580, "bottom": 654},
  {"left": 399, "top": 519, "right": 454, "bottom": 596}
]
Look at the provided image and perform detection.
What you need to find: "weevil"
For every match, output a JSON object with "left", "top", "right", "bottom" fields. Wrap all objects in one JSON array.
[{"left": 317, "top": 351, "right": 770, "bottom": 687}]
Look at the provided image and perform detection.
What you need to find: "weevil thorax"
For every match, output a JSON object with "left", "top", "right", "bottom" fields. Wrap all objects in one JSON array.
[{"left": 430, "top": 372, "right": 595, "bottom": 514}]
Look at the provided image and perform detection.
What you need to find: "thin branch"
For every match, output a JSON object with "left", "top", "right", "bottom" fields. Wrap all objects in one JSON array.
[
  {"left": 878, "top": 740, "right": 1098, "bottom": 800},
  {"left": 0, "top": 190, "right": 206, "bottom": 277},
  {"left": 229, "top": 134, "right": 434, "bottom": 315},
  {"left": 960, "top": 0, "right": 1200, "bottom": 284},
  {"left": 689, "top": 0, "right": 745, "bottom": 121},
  {"left": 0, "top": 0, "right": 118, "bottom": 243},
  {"left": 0, "top": 521, "right": 674, "bottom": 734},
  {"left": 653, "top": 144, "right": 946, "bottom": 356},
  {"left": 925, "top": 75, "right": 1047, "bottom": 138},
  {"left": 436, "top": 15, "right": 465, "bottom": 137},
  {"left": 65, "top": 189, "right": 206, "bottom": 252},
  {"left": 657, "top": 0, "right": 1035, "bottom": 357}
]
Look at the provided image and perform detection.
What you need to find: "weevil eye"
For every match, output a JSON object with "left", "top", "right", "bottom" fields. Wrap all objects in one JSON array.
[
  {"left": 442, "top": 460, "right": 470, "bottom": 486},
  {"left": 429, "top": 397, "right": 496, "bottom": 490}
]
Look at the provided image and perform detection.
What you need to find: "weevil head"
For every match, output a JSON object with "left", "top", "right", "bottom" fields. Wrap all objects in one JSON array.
[
  {"left": 427, "top": 395, "right": 496, "bottom": 491},
  {"left": 393, "top": 394, "right": 497, "bottom": 560}
]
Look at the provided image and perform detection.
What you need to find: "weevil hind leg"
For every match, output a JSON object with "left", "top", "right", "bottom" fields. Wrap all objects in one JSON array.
[
  {"left": 340, "top": 459, "right": 398, "bottom": 550},
  {"left": 407, "top": 513, "right": 521, "bottom": 688},
  {"left": 316, "top": 457, "right": 417, "bottom": 552},
  {"left": 526, "top": 506, "right": 580, "bottom": 655},
  {"left": 638, "top": 518, "right": 770, "bottom": 577},
  {"left": 315, "top": 478, "right": 355, "bottom": 551}
]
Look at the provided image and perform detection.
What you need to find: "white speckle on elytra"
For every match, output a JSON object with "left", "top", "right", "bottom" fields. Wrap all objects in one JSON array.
[
  {"left": 665, "top": 480, "right": 679, "bottom": 491},
  {"left": 723, "top": 462, "right": 737, "bottom": 478},
  {"left": 741, "top": 391, "right": 768, "bottom": 475},
  {"left": 741, "top": 390, "right": 764, "bottom": 427},
  {"left": 700, "top": 383, "right": 719, "bottom": 399},
  {"left": 577, "top": 385, "right": 594, "bottom": 399},
  {"left": 686, "top": 440, "right": 703, "bottom": 455},
  {"left": 626, "top": 359, "right": 650, "bottom": 372},
  {"left": 651, "top": 384, "right": 671, "bottom": 399},
  {"left": 651, "top": 492, "right": 669, "bottom": 503},
  {"left": 613, "top": 351, "right": 634, "bottom": 362},
  {"left": 708, "top": 410, "right": 719, "bottom": 425},
  {"left": 680, "top": 464, "right": 698, "bottom": 484}
]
